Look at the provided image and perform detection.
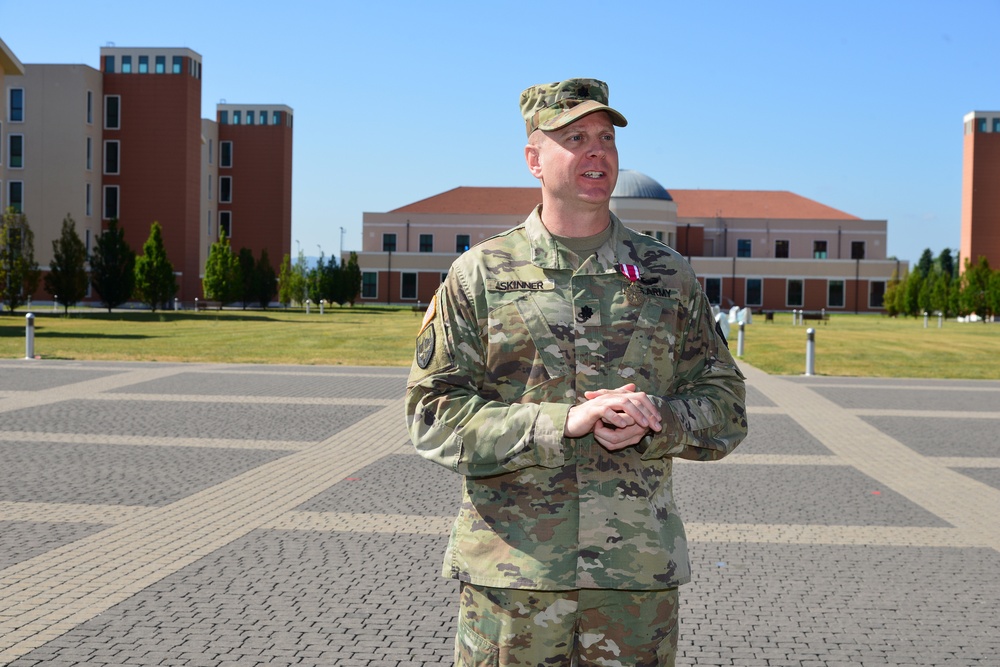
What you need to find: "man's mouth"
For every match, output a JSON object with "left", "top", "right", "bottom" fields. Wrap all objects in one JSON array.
[{"left": 583, "top": 171, "right": 604, "bottom": 179}]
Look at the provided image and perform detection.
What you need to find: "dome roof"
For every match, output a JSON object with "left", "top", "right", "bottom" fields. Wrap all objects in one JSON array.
[{"left": 612, "top": 170, "right": 673, "bottom": 201}]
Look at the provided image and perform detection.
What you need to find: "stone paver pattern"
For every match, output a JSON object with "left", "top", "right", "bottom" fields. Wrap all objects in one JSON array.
[{"left": 0, "top": 358, "right": 997, "bottom": 665}]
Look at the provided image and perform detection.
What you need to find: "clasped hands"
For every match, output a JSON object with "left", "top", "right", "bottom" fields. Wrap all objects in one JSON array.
[{"left": 564, "top": 383, "right": 663, "bottom": 451}]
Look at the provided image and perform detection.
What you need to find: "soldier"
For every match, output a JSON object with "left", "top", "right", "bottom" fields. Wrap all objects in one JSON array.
[{"left": 406, "top": 78, "right": 748, "bottom": 666}]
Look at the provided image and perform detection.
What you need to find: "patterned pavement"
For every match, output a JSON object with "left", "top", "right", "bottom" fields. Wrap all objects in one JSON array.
[{"left": 0, "top": 359, "right": 997, "bottom": 666}]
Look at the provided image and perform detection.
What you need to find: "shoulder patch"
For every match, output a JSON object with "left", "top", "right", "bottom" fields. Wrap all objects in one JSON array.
[
  {"left": 418, "top": 294, "right": 437, "bottom": 335},
  {"left": 415, "top": 324, "right": 435, "bottom": 369}
]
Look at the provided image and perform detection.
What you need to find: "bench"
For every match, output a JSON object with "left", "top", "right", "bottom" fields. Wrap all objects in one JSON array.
[{"left": 801, "top": 311, "right": 829, "bottom": 324}]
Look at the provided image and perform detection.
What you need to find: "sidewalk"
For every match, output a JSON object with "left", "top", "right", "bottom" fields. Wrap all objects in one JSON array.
[{"left": 0, "top": 359, "right": 997, "bottom": 666}]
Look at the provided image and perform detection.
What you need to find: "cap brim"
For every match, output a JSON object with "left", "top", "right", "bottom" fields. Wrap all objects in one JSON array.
[{"left": 536, "top": 100, "right": 628, "bottom": 133}]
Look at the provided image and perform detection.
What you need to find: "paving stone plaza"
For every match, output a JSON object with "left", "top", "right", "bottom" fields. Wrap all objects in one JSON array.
[{"left": 1, "top": 359, "right": 998, "bottom": 666}]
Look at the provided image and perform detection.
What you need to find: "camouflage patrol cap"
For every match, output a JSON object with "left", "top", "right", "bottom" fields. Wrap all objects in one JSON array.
[{"left": 520, "top": 78, "right": 628, "bottom": 138}]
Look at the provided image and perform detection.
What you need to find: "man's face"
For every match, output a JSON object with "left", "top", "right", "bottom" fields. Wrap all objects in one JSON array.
[{"left": 526, "top": 111, "right": 619, "bottom": 210}]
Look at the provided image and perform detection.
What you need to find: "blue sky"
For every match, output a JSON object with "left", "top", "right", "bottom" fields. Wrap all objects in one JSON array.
[{"left": 3, "top": 0, "right": 998, "bottom": 264}]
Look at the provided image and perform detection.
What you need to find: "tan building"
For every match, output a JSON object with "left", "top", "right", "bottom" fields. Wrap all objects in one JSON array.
[
  {"left": 355, "top": 170, "right": 904, "bottom": 313},
  {"left": 961, "top": 111, "right": 1000, "bottom": 272}
]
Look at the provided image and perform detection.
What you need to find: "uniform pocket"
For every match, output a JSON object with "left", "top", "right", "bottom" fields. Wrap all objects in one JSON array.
[
  {"left": 455, "top": 618, "right": 500, "bottom": 667},
  {"left": 618, "top": 297, "right": 679, "bottom": 387}
]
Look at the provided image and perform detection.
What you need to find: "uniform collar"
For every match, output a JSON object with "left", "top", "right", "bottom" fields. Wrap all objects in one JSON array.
[{"left": 525, "top": 204, "right": 641, "bottom": 273}]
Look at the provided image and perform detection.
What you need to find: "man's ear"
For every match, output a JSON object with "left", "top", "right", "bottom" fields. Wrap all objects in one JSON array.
[{"left": 525, "top": 143, "right": 543, "bottom": 179}]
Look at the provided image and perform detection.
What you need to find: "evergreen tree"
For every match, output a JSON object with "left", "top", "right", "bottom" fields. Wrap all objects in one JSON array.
[
  {"left": 959, "top": 256, "right": 992, "bottom": 320},
  {"left": 134, "top": 221, "right": 177, "bottom": 312},
  {"left": 291, "top": 250, "right": 309, "bottom": 306},
  {"left": 916, "top": 248, "right": 934, "bottom": 278},
  {"left": 882, "top": 267, "right": 902, "bottom": 317},
  {"left": 988, "top": 270, "right": 1000, "bottom": 320},
  {"left": 90, "top": 217, "right": 136, "bottom": 312},
  {"left": 202, "top": 232, "right": 241, "bottom": 308},
  {"left": 903, "top": 271, "right": 923, "bottom": 317},
  {"left": 44, "top": 215, "right": 89, "bottom": 314},
  {"left": 937, "top": 248, "right": 956, "bottom": 281},
  {"left": 344, "top": 251, "right": 362, "bottom": 306},
  {"left": 254, "top": 249, "right": 278, "bottom": 308},
  {"left": 277, "top": 253, "right": 294, "bottom": 307},
  {"left": 0, "top": 207, "right": 41, "bottom": 314},
  {"left": 238, "top": 247, "right": 256, "bottom": 309}
]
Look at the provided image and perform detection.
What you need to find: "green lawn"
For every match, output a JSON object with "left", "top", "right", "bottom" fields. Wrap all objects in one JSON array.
[{"left": 2, "top": 307, "right": 998, "bottom": 379}]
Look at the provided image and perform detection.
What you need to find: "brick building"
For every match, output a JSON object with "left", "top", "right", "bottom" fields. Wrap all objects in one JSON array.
[
  {"left": 354, "top": 170, "right": 904, "bottom": 313},
  {"left": 961, "top": 111, "right": 1000, "bottom": 272},
  {"left": 1, "top": 36, "right": 292, "bottom": 303}
]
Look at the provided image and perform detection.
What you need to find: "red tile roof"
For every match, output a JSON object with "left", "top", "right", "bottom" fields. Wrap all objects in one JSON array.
[
  {"left": 391, "top": 187, "right": 541, "bottom": 215},
  {"left": 670, "top": 189, "right": 860, "bottom": 220},
  {"left": 390, "top": 186, "right": 861, "bottom": 221}
]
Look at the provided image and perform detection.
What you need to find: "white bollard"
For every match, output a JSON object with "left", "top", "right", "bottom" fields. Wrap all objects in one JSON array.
[
  {"left": 306, "top": 299, "right": 311, "bottom": 315},
  {"left": 53, "top": 297, "right": 58, "bottom": 313},
  {"left": 174, "top": 297, "right": 179, "bottom": 311},
  {"left": 923, "top": 311, "right": 929, "bottom": 328},
  {"left": 25, "top": 312, "right": 35, "bottom": 360},
  {"left": 805, "top": 327, "right": 816, "bottom": 376},
  {"left": 320, "top": 299, "right": 325, "bottom": 315},
  {"left": 938, "top": 313, "right": 943, "bottom": 328},
  {"left": 737, "top": 321, "right": 745, "bottom": 358},
  {"left": 195, "top": 297, "right": 199, "bottom": 312}
]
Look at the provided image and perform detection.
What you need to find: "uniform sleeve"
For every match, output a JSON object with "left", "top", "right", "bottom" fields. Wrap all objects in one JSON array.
[
  {"left": 638, "top": 282, "right": 748, "bottom": 462},
  {"left": 405, "top": 271, "right": 570, "bottom": 478}
]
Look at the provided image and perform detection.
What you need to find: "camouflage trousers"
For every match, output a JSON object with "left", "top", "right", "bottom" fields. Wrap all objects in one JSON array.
[{"left": 455, "top": 583, "right": 679, "bottom": 666}]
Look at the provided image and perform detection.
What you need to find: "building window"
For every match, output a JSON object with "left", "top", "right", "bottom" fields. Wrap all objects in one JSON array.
[
  {"left": 87, "top": 91, "right": 93, "bottom": 124},
  {"left": 86, "top": 137, "right": 93, "bottom": 170},
  {"left": 8, "top": 135, "right": 23, "bottom": 168},
  {"left": 786, "top": 279, "right": 804, "bottom": 307},
  {"left": 103, "top": 185, "right": 119, "bottom": 219},
  {"left": 994, "top": 118, "right": 1000, "bottom": 133},
  {"left": 737, "top": 239, "right": 752, "bottom": 258},
  {"left": 208, "top": 175, "right": 212, "bottom": 200},
  {"left": 219, "top": 211, "right": 232, "bottom": 238},
  {"left": 121, "top": 55, "right": 132, "bottom": 73},
  {"left": 105, "top": 96, "right": 120, "bottom": 130},
  {"left": 220, "top": 141, "right": 232, "bottom": 167},
  {"left": 208, "top": 139, "right": 214, "bottom": 165},
  {"left": 138, "top": 56, "right": 149, "bottom": 74},
  {"left": 9, "top": 88, "right": 24, "bottom": 122},
  {"left": 775, "top": 239, "right": 789, "bottom": 258},
  {"left": 978, "top": 118, "right": 988, "bottom": 133},
  {"left": 172, "top": 56, "right": 182, "bottom": 74},
  {"left": 272, "top": 111, "right": 281, "bottom": 125},
  {"left": 233, "top": 110, "right": 241, "bottom": 125},
  {"left": 362, "top": 272, "right": 378, "bottom": 299},
  {"left": 9, "top": 181, "right": 24, "bottom": 213},
  {"left": 401, "top": 272, "right": 417, "bottom": 300},
  {"left": 419, "top": 234, "right": 433, "bottom": 252},
  {"left": 259, "top": 110, "right": 267, "bottom": 125},
  {"left": 155, "top": 56, "right": 165, "bottom": 74},
  {"left": 86, "top": 184, "right": 92, "bottom": 217},
  {"left": 704, "top": 277, "right": 722, "bottom": 305},
  {"left": 219, "top": 110, "right": 228, "bottom": 125},
  {"left": 219, "top": 176, "right": 232, "bottom": 203},
  {"left": 851, "top": 241, "right": 866, "bottom": 260},
  {"left": 104, "top": 55, "right": 115, "bottom": 73},
  {"left": 828, "top": 280, "right": 845, "bottom": 308},
  {"left": 103, "top": 140, "right": 120, "bottom": 174},
  {"left": 746, "top": 278, "right": 762, "bottom": 307},
  {"left": 869, "top": 281, "right": 886, "bottom": 309},
  {"left": 246, "top": 111, "right": 254, "bottom": 125},
  {"left": 456, "top": 234, "right": 470, "bottom": 253},
  {"left": 382, "top": 233, "right": 397, "bottom": 252},
  {"left": 813, "top": 240, "right": 827, "bottom": 259}
]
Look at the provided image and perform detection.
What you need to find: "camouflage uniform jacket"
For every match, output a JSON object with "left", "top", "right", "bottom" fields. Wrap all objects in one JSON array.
[{"left": 406, "top": 205, "right": 747, "bottom": 591}]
